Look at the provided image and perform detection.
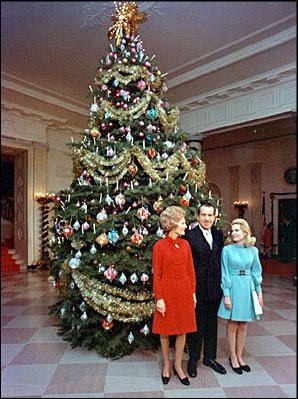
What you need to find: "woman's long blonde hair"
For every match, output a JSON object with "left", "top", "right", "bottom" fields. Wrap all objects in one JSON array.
[{"left": 226, "top": 218, "right": 256, "bottom": 247}]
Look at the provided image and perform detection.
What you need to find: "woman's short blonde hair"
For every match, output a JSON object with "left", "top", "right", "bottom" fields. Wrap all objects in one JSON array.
[
  {"left": 159, "top": 206, "right": 186, "bottom": 232},
  {"left": 226, "top": 218, "right": 256, "bottom": 247}
]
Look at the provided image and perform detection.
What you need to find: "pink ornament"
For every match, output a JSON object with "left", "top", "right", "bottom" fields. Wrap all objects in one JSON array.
[
  {"left": 136, "top": 207, "right": 151, "bottom": 221},
  {"left": 104, "top": 265, "right": 117, "bottom": 281},
  {"left": 141, "top": 273, "right": 149, "bottom": 283},
  {"left": 137, "top": 80, "right": 146, "bottom": 90}
]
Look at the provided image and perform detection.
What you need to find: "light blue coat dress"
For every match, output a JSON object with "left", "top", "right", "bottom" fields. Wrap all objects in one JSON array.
[{"left": 217, "top": 244, "right": 263, "bottom": 321}]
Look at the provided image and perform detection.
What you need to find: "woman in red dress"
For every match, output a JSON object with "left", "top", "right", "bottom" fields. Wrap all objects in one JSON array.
[{"left": 152, "top": 206, "right": 197, "bottom": 385}]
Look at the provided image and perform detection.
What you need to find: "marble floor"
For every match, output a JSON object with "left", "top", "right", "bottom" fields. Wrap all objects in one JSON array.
[{"left": 1, "top": 270, "right": 296, "bottom": 398}]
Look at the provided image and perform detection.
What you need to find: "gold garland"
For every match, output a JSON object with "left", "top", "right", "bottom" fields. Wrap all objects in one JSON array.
[
  {"left": 76, "top": 146, "right": 206, "bottom": 186},
  {"left": 100, "top": 92, "right": 151, "bottom": 121},
  {"left": 95, "top": 64, "right": 150, "bottom": 86},
  {"left": 72, "top": 270, "right": 155, "bottom": 322}
]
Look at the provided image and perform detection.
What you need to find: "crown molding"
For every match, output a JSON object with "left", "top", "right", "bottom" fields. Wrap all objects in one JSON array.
[
  {"left": 176, "top": 63, "right": 296, "bottom": 112},
  {"left": 1, "top": 100, "right": 82, "bottom": 134},
  {"left": 167, "top": 26, "right": 296, "bottom": 89},
  {"left": 1, "top": 73, "right": 87, "bottom": 116},
  {"left": 181, "top": 79, "right": 296, "bottom": 136}
]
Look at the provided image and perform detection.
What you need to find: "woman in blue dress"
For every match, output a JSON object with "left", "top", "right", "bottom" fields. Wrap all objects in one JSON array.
[{"left": 218, "top": 218, "right": 263, "bottom": 374}]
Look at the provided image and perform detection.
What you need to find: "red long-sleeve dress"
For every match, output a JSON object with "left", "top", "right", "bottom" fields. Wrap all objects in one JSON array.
[{"left": 152, "top": 236, "right": 197, "bottom": 335}]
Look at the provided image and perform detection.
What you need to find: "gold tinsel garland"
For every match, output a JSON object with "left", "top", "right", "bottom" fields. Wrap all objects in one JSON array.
[
  {"left": 77, "top": 146, "right": 206, "bottom": 186},
  {"left": 96, "top": 64, "right": 150, "bottom": 86},
  {"left": 100, "top": 93, "right": 150, "bottom": 121},
  {"left": 72, "top": 270, "right": 155, "bottom": 322}
]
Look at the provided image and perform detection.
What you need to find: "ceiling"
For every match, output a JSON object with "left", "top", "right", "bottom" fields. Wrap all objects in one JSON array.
[{"left": 1, "top": 1, "right": 297, "bottom": 132}]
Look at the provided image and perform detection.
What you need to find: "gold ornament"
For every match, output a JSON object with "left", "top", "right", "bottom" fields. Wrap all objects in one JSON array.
[
  {"left": 153, "top": 196, "right": 164, "bottom": 213},
  {"left": 95, "top": 233, "right": 109, "bottom": 246},
  {"left": 128, "top": 162, "right": 138, "bottom": 177},
  {"left": 108, "top": 2, "right": 147, "bottom": 45},
  {"left": 90, "top": 127, "right": 100, "bottom": 138}
]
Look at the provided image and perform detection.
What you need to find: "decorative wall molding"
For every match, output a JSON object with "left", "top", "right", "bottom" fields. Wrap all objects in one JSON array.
[
  {"left": 1, "top": 74, "right": 87, "bottom": 116},
  {"left": 167, "top": 26, "right": 296, "bottom": 89},
  {"left": 180, "top": 78, "right": 296, "bottom": 137},
  {"left": 1, "top": 102, "right": 82, "bottom": 135},
  {"left": 168, "top": 14, "right": 296, "bottom": 76},
  {"left": 176, "top": 64, "right": 296, "bottom": 112}
]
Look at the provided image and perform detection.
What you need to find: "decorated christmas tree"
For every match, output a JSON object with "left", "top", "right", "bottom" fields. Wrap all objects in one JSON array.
[{"left": 49, "top": 1, "right": 221, "bottom": 359}]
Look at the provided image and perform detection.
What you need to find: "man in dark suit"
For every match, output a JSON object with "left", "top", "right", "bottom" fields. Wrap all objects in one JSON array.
[{"left": 185, "top": 201, "right": 226, "bottom": 377}]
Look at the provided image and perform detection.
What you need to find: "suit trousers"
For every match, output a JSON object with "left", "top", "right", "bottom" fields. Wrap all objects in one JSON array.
[{"left": 187, "top": 300, "right": 219, "bottom": 362}]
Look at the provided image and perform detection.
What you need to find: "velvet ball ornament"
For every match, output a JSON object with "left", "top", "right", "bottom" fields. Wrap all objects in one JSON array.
[
  {"left": 90, "top": 127, "right": 100, "bottom": 138},
  {"left": 128, "top": 163, "right": 138, "bottom": 177},
  {"left": 147, "top": 147, "right": 157, "bottom": 158},
  {"left": 63, "top": 226, "right": 74, "bottom": 238},
  {"left": 130, "top": 232, "right": 144, "bottom": 245},
  {"left": 102, "top": 319, "right": 114, "bottom": 330}
]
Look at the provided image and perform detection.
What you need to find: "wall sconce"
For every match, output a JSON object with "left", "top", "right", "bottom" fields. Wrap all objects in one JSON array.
[{"left": 233, "top": 201, "right": 248, "bottom": 218}]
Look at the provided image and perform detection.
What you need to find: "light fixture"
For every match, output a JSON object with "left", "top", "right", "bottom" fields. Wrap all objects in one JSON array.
[{"left": 233, "top": 201, "right": 248, "bottom": 218}]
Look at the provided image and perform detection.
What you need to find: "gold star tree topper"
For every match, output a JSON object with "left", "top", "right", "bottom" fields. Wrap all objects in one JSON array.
[{"left": 108, "top": 1, "right": 147, "bottom": 45}]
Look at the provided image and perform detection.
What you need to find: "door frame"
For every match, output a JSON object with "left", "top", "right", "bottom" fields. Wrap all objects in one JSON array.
[{"left": 271, "top": 192, "right": 296, "bottom": 255}]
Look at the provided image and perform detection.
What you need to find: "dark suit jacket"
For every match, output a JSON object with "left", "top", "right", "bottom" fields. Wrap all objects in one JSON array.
[{"left": 185, "top": 225, "right": 224, "bottom": 303}]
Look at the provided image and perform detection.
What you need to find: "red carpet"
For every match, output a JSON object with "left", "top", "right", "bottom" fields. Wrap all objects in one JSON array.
[
  {"left": 1, "top": 245, "right": 20, "bottom": 272},
  {"left": 261, "top": 257, "right": 296, "bottom": 278}
]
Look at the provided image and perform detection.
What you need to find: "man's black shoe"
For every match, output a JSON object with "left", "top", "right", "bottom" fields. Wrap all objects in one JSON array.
[
  {"left": 203, "top": 359, "right": 227, "bottom": 374},
  {"left": 187, "top": 359, "right": 197, "bottom": 378}
]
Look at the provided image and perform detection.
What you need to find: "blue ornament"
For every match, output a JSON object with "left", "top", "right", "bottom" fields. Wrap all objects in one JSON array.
[
  {"left": 146, "top": 108, "right": 157, "bottom": 120},
  {"left": 108, "top": 229, "right": 120, "bottom": 245}
]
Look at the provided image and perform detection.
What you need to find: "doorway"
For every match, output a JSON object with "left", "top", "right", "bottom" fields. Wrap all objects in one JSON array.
[
  {"left": 1, "top": 147, "right": 28, "bottom": 265},
  {"left": 278, "top": 198, "right": 296, "bottom": 262}
]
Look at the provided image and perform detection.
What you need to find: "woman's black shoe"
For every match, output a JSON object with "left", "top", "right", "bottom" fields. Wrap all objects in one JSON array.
[
  {"left": 173, "top": 366, "right": 190, "bottom": 385},
  {"left": 161, "top": 375, "right": 170, "bottom": 384},
  {"left": 229, "top": 357, "right": 243, "bottom": 375},
  {"left": 240, "top": 364, "right": 251, "bottom": 372}
]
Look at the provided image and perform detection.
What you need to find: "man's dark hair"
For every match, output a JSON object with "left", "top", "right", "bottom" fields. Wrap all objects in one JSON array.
[{"left": 198, "top": 201, "right": 215, "bottom": 215}]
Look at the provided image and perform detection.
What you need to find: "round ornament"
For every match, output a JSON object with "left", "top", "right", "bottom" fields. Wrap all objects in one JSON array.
[
  {"left": 147, "top": 147, "right": 157, "bottom": 158},
  {"left": 90, "top": 127, "right": 100, "bottom": 138},
  {"left": 130, "top": 232, "right": 144, "bottom": 245},
  {"left": 63, "top": 226, "right": 74, "bottom": 238},
  {"left": 102, "top": 319, "right": 114, "bottom": 330},
  {"left": 96, "top": 209, "right": 108, "bottom": 223},
  {"left": 95, "top": 233, "right": 109, "bottom": 246},
  {"left": 136, "top": 206, "right": 151, "bottom": 221},
  {"left": 128, "top": 163, "right": 138, "bottom": 177},
  {"left": 115, "top": 193, "right": 126, "bottom": 207},
  {"left": 153, "top": 196, "right": 164, "bottom": 213}
]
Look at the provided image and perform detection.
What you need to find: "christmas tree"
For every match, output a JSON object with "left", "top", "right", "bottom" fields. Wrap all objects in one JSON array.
[{"left": 49, "top": 1, "right": 220, "bottom": 359}]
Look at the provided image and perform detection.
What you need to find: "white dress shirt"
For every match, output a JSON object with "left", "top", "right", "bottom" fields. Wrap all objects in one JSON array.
[{"left": 199, "top": 224, "right": 213, "bottom": 249}]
